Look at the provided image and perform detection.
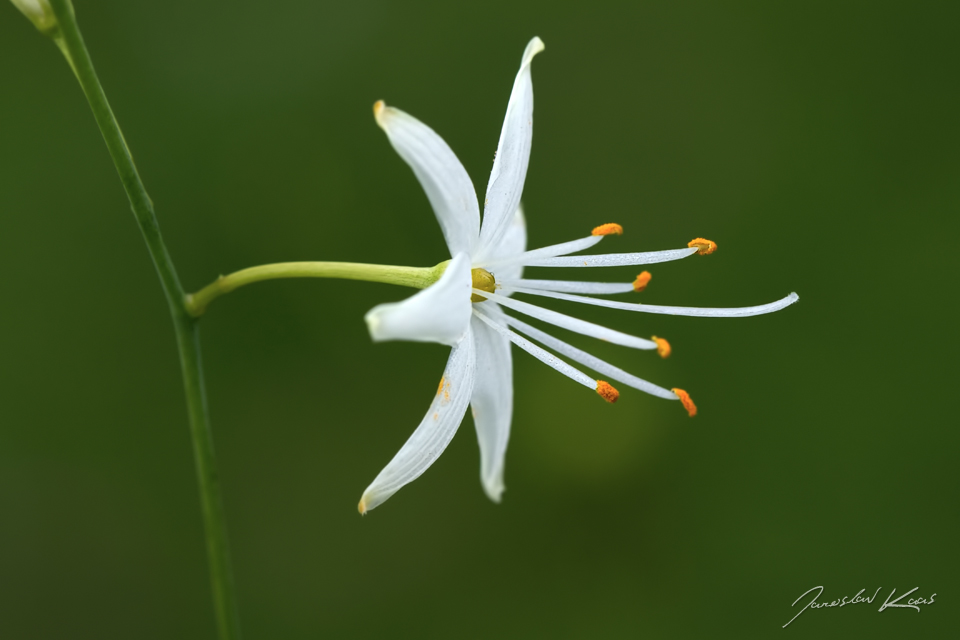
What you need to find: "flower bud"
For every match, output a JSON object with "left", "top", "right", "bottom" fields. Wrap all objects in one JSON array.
[{"left": 9, "top": 0, "right": 58, "bottom": 36}]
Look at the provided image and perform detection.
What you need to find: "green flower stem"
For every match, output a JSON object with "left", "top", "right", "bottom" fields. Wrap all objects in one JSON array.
[
  {"left": 47, "top": 1, "right": 241, "bottom": 638},
  {"left": 186, "top": 261, "right": 447, "bottom": 317}
]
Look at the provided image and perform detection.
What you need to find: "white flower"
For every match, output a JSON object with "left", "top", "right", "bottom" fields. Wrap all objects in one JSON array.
[{"left": 358, "top": 37, "right": 798, "bottom": 513}]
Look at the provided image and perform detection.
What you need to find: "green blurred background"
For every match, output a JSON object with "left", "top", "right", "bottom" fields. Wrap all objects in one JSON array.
[{"left": 1, "top": 1, "right": 957, "bottom": 638}]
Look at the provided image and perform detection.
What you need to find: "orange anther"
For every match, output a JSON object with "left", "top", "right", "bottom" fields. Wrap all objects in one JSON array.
[
  {"left": 652, "top": 336, "right": 671, "bottom": 358},
  {"left": 672, "top": 388, "right": 697, "bottom": 417},
  {"left": 633, "top": 271, "right": 652, "bottom": 292},
  {"left": 688, "top": 238, "right": 717, "bottom": 255},
  {"left": 596, "top": 380, "right": 620, "bottom": 403},
  {"left": 592, "top": 223, "right": 624, "bottom": 236},
  {"left": 373, "top": 100, "right": 385, "bottom": 117}
]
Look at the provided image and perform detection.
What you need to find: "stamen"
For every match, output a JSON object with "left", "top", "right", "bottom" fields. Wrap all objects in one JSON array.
[
  {"left": 596, "top": 381, "right": 620, "bottom": 403},
  {"left": 472, "top": 309, "right": 598, "bottom": 392},
  {"left": 476, "top": 235, "right": 604, "bottom": 270},
  {"left": 652, "top": 336, "right": 671, "bottom": 358},
  {"left": 373, "top": 100, "right": 385, "bottom": 118},
  {"left": 505, "top": 316, "right": 679, "bottom": 400},
  {"left": 499, "top": 278, "right": 635, "bottom": 295},
  {"left": 522, "top": 247, "right": 698, "bottom": 268},
  {"left": 503, "top": 286, "right": 800, "bottom": 318},
  {"left": 471, "top": 268, "right": 496, "bottom": 303},
  {"left": 473, "top": 289, "right": 658, "bottom": 350},
  {"left": 592, "top": 223, "right": 623, "bottom": 236},
  {"left": 672, "top": 388, "right": 697, "bottom": 417},
  {"left": 688, "top": 238, "right": 717, "bottom": 255},
  {"left": 633, "top": 271, "right": 652, "bottom": 292}
]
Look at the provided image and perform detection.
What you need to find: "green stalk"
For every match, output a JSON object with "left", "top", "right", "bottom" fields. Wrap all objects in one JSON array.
[
  {"left": 47, "top": 1, "right": 241, "bottom": 637},
  {"left": 186, "top": 261, "right": 446, "bottom": 316}
]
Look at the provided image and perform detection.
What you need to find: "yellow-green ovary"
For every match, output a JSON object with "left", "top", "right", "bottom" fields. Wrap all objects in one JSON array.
[{"left": 471, "top": 268, "right": 496, "bottom": 303}]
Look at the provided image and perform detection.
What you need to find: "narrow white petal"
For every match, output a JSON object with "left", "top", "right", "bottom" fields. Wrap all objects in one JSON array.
[
  {"left": 483, "top": 205, "right": 528, "bottom": 284},
  {"left": 506, "top": 316, "right": 679, "bottom": 400},
  {"left": 358, "top": 330, "right": 477, "bottom": 513},
  {"left": 525, "top": 247, "right": 699, "bottom": 267},
  {"left": 474, "top": 289, "right": 657, "bottom": 350},
  {"left": 473, "top": 308, "right": 595, "bottom": 389},
  {"left": 475, "top": 37, "right": 545, "bottom": 261},
  {"left": 477, "top": 234, "right": 604, "bottom": 271},
  {"left": 468, "top": 308, "right": 513, "bottom": 502},
  {"left": 501, "top": 278, "right": 636, "bottom": 295},
  {"left": 506, "top": 287, "right": 801, "bottom": 318},
  {"left": 374, "top": 102, "right": 480, "bottom": 256},
  {"left": 365, "top": 253, "right": 472, "bottom": 346}
]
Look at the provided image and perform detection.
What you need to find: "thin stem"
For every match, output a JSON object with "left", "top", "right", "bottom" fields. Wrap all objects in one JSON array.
[
  {"left": 50, "top": 0, "right": 182, "bottom": 315},
  {"left": 47, "top": 2, "right": 241, "bottom": 638},
  {"left": 186, "top": 261, "right": 446, "bottom": 317},
  {"left": 175, "top": 319, "right": 239, "bottom": 639}
]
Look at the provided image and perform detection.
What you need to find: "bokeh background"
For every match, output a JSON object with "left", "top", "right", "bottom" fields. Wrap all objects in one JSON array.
[{"left": 1, "top": 1, "right": 957, "bottom": 638}]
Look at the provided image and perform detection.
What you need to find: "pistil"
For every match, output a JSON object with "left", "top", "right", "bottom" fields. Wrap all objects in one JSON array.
[{"left": 471, "top": 268, "right": 497, "bottom": 303}]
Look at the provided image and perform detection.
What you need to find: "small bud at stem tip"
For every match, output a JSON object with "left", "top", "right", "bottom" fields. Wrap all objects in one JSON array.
[{"left": 10, "top": 0, "right": 58, "bottom": 36}]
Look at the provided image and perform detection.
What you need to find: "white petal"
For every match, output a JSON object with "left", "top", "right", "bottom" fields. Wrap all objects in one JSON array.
[
  {"left": 468, "top": 307, "right": 513, "bottom": 502},
  {"left": 358, "top": 330, "right": 477, "bottom": 513},
  {"left": 374, "top": 102, "right": 480, "bottom": 256},
  {"left": 475, "top": 37, "right": 545, "bottom": 261},
  {"left": 473, "top": 308, "right": 595, "bottom": 389},
  {"left": 506, "top": 316, "right": 679, "bottom": 400},
  {"left": 500, "top": 278, "right": 635, "bottom": 295},
  {"left": 365, "top": 253, "right": 472, "bottom": 346},
  {"left": 524, "top": 247, "right": 699, "bottom": 267},
  {"left": 484, "top": 205, "right": 528, "bottom": 284},
  {"left": 474, "top": 289, "right": 657, "bottom": 350},
  {"left": 506, "top": 286, "right": 801, "bottom": 318},
  {"left": 476, "top": 234, "right": 604, "bottom": 271}
]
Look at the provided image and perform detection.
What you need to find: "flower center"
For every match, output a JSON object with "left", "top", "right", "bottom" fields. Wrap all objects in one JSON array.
[{"left": 471, "top": 268, "right": 496, "bottom": 303}]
